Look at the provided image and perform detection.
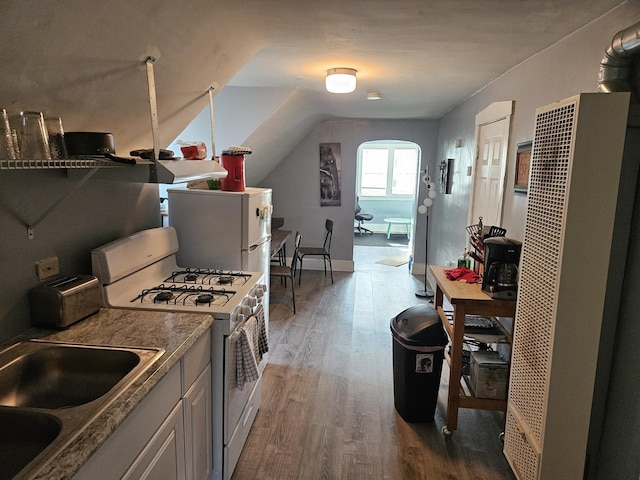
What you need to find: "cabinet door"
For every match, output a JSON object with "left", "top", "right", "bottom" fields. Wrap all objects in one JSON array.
[
  {"left": 184, "top": 363, "right": 212, "bottom": 480},
  {"left": 74, "top": 364, "right": 182, "bottom": 480},
  {"left": 122, "top": 401, "right": 186, "bottom": 480}
]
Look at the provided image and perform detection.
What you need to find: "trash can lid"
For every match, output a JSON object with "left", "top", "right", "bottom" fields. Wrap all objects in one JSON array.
[{"left": 390, "top": 304, "right": 447, "bottom": 347}]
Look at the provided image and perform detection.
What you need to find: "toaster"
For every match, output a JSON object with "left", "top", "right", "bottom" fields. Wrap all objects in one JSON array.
[{"left": 29, "top": 275, "right": 101, "bottom": 328}]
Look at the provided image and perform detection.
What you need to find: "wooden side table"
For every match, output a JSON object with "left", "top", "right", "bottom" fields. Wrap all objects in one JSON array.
[{"left": 429, "top": 265, "right": 516, "bottom": 436}]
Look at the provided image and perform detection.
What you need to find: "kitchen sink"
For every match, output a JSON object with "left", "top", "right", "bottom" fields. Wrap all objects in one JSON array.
[
  {"left": 0, "top": 344, "right": 141, "bottom": 409},
  {"left": 0, "top": 408, "right": 61, "bottom": 480},
  {"left": 0, "top": 340, "right": 164, "bottom": 479}
]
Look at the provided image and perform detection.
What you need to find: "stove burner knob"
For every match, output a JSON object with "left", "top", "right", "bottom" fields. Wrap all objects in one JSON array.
[
  {"left": 241, "top": 305, "right": 252, "bottom": 317},
  {"left": 254, "top": 287, "right": 265, "bottom": 298},
  {"left": 247, "top": 296, "right": 258, "bottom": 308}
]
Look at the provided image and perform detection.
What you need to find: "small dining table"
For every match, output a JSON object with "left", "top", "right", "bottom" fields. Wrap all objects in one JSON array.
[{"left": 270, "top": 229, "right": 292, "bottom": 265}]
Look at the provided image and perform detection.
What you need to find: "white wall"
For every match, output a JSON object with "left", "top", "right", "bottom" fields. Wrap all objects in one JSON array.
[
  {"left": 166, "top": 86, "right": 297, "bottom": 160},
  {"left": 0, "top": 169, "right": 161, "bottom": 342},
  {"left": 430, "top": 4, "right": 640, "bottom": 269},
  {"left": 259, "top": 118, "right": 438, "bottom": 270}
]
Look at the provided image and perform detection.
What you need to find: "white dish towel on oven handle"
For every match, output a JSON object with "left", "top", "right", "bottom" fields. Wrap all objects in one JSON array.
[
  {"left": 236, "top": 316, "right": 259, "bottom": 390},
  {"left": 236, "top": 305, "right": 268, "bottom": 390},
  {"left": 254, "top": 303, "right": 268, "bottom": 359}
]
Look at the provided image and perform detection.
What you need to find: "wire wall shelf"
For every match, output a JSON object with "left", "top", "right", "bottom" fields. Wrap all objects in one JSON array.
[{"left": 1, "top": 157, "right": 151, "bottom": 170}]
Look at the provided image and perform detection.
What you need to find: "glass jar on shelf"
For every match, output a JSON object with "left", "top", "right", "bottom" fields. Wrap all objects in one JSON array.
[{"left": 19, "top": 111, "right": 51, "bottom": 160}]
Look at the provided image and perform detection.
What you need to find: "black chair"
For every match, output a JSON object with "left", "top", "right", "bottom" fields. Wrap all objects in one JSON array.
[
  {"left": 270, "top": 232, "right": 302, "bottom": 313},
  {"left": 355, "top": 196, "right": 373, "bottom": 235},
  {"left": 298, "top": 219, "right": 334, "bottom": 285}
]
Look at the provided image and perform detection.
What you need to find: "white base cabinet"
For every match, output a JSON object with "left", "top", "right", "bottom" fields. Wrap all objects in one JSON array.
[
  {"left": 122, "top": 401, "right": 186, "bottom": 480},
  {"left": 74, "top": 332, "right": 212, "bottom": 480},
  {"left": 184, "top": 364, "right": 213, "bottom": 480}
]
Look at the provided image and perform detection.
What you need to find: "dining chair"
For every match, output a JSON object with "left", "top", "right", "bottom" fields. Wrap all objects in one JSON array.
[
  {"left": 270, "top": 232, "right": 302, "bottom": 313},
  {"left": 297, "top": 219, "right": 334, "bottom": 285}
]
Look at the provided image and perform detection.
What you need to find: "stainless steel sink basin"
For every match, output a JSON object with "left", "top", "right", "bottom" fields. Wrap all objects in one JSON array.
[
  {"left": 0, "top": 409, "right": 61, "bottom": 480},
  {"left": 0, "top": 340, "right": 164, "bottom": 479},
  {"left": 0, "top": 344, "right": 141, "bottom": 409}
]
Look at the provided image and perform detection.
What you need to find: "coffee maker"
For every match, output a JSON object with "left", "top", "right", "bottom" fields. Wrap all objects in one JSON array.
[{"left": 482, "top": 237, "right": 522, "bottom": 300}]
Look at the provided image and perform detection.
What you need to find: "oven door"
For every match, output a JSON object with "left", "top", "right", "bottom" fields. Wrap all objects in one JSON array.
[{"left": 224, "top": 320, "right": 267, "bottom": 445}]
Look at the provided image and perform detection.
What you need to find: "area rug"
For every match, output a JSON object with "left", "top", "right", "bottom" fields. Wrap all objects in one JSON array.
[{"left": 376, "top": 256, "right": 410, "bottom": 267}]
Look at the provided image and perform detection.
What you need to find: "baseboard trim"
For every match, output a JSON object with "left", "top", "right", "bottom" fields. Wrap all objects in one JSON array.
[{"left": 282, "top": 257, "right": 354, "bottom": 273}]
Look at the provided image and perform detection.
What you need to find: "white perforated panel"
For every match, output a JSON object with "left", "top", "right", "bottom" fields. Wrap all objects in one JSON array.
[
  {"left": 504, "top": 99, "right": 577, "bottom": 478},
  {"left": 504, "top": 93, "right": 632, "bottom": 480},
  {"left": 505, "top": 408, "right": 539, "bottom": 480},
  {"left": 517, "top": 101, "right": 575, "bottom": 436}
]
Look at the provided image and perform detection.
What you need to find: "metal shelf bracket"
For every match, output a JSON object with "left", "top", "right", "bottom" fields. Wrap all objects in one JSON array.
[{"left": 27, "top": 168, "right": 99, "bottom": 239}]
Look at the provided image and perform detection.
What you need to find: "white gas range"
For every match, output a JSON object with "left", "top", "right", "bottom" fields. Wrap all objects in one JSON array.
[{"left": 91, "top": 226, "right": 267, "bottom": 480}]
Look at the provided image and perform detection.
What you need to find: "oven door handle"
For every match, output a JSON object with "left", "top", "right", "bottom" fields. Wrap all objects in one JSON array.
[
  {"left": 229, "top": 327, "right": 243, "bottom": 345},
  {"left": 229, "top": 314, "right": 254, "bottom": 344}
]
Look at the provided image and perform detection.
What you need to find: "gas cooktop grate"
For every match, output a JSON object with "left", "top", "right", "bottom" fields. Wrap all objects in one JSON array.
[
  {"left": 132, "top": 284, "right": 236, "bottom": 306},
  {"left": 165, "top": 268, "right": 252, "bottom": 285}
]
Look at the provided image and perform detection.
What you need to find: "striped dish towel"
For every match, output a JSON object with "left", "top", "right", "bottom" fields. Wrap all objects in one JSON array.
[
  {"left": 236, "top": 316, "right": 260, "bottom": 390},
  {"left": 254, "top": 304, "right": 269, "bottom": 360}
]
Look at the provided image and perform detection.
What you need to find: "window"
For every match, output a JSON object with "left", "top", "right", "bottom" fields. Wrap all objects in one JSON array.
[
  {"left": 358, "top": 142, "right": 420, "bottom": 198},
  {"left": 360, "top": 148, "right": 388, "bottom": 196}
]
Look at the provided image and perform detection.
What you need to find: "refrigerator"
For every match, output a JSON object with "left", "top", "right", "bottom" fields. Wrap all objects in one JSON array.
[{"left": 167, "top": 187, "right": 272, "bottom": 277}]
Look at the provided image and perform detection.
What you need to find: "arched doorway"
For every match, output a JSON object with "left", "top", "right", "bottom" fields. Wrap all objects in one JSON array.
[{"left": 353, "top": 140, "right": 421, "bottom": 271}]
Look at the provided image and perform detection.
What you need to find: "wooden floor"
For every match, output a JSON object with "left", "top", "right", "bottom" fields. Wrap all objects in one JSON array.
[{"left": 232, "top": 245, "right": 516, "bottom": 480}]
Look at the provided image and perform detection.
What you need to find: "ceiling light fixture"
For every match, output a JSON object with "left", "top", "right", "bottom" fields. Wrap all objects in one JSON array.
[
  {"left": 367, "top": 92, "right": 382, "bottom": 100},
  {"left": 325, "top": 68, "right": 357, "bottom": 94}
]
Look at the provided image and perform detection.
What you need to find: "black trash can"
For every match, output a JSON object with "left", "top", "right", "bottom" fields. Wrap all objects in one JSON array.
[{"left": 390, "top": 304, "right": 448, "bottom": 422}]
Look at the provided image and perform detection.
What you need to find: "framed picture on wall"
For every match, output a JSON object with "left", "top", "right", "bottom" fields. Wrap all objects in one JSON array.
[
  {"left": 514, "top": 141, "right": 532, "bottom": 194},
  {"left": 439, "top": 158, "right": 454, "bottom": 194},
  {"left": 319, "top": 143, "right": 342, "bottom": 206}
]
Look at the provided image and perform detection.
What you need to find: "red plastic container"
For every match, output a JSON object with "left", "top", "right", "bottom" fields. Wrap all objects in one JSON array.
[{"left": 220, "top": 154, "right": 245, "bottom": 191}]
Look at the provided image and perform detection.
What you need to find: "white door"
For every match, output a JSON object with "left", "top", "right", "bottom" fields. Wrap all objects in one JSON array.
[{"left": 470, "top": 101, "right": 513, "bottom": 228}]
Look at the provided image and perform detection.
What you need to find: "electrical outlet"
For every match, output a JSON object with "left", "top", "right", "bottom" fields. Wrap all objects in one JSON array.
[{"left": 36, "top": 257, "right": 59, "bottom": 280}]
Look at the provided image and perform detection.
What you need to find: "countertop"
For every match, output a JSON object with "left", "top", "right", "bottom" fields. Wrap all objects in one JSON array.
[{"left": 4, "top": 308, "right": 213, "bottom": 480}]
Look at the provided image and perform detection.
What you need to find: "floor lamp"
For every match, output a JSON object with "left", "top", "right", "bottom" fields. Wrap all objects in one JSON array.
[{"left": 415, "top": 167, "right": 436, "bottom": 298}]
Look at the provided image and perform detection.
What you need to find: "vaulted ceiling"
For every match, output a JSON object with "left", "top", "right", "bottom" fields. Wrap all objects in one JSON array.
[{"left": 0, "top": 0, "right": 624, "bottom": 179}]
